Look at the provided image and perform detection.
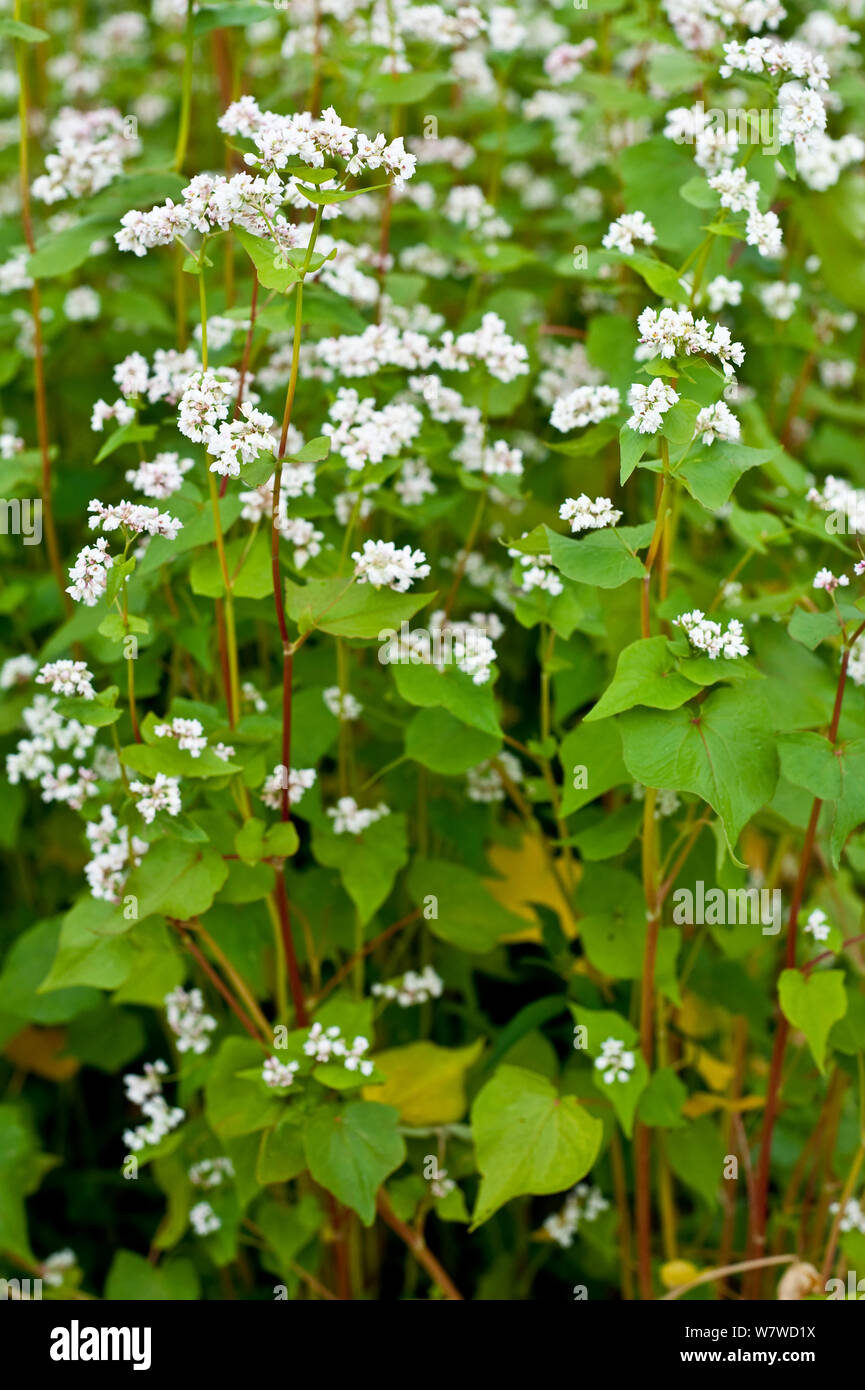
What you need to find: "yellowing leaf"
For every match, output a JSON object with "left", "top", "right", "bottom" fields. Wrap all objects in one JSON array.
[
  {"left": 4, "top": 1026, "right": 79, "bottom": 1081},
  {"left": 661, "top": 1259, "right": 700, "bottom": 1290},
  {"left": 695, "top": 1048, "right": 734, "bottom": 1092},
  {"left": 682, "top": 1092, "right": 764, "bottom": 1118},
  {"left": 484, "top": 834, "right": 578, "bottom": 940},
  {"left": 675, "top": 991, "right": 721, "bottom": 1040},
  {"left": 361, "top": 1039, "right": 484, "bottom": 1125}
]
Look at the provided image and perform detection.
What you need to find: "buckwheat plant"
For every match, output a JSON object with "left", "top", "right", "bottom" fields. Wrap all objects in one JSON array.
[{"left": 2, "top": 0, "right": 865, "bottom": 1309}]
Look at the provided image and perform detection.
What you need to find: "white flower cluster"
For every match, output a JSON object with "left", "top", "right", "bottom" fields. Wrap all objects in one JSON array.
[
  {"left": 595, "top": 1037, "right": 636, "bottom": 1085},
  {"left": 88, "top": 498, "right": 183, "bottom": 541},
  {"left": 262, "top": 1055, "right": 300, "bottom": 1088},
  {"left": 796, "top": 132, "right": 865, "bottom": 192},
  {"left": 663, "top": 0, "right": 786, "bottom": 53},
  {"left": 323, "top": 387, "right": 423, "bottom": 471},
  {"left": 219, "top": 97, "right": 416, "bottom": 186},
  {"left": 695, "top": 401, "right": 741, "bottom": 445},
  {"left": 190, "top": 1202, "right": 221, "bottom": 1236},
  {"left": 559, "top": 495, "right": 622, "bottom": 534},
  {"left": 33, "top": 107, "right": 139, "bottom": 205},
  {"left": 508, "top": 547, "right": 564, "bottom": 597},
  {"left": 303, "top": 1022, "right": 374, "bottom": 1075},
  {"left": 41, "top": 1250, "right": 78, "bottom": 1288},
  {"left": 352, "top": 538, "right": 430, "bottom": 592},
  {"left": 84, "top": 806, "right": 148, "bottom": 902},
  {"left": 152, "top": 717, "right": 233, "bottom": 764},
  {"left": 0, "top": 655, "right": 36, "bottom": 690},
  {"left": 674, "top": 609, "right": 750, "bottom": 659},
  {"left": 706, "top": 275, "right": 743, "bottom": 312},
  {"left": 189, "top": 1157, "right": 234, "bottom": 1188},
  {"left": 466, "top": 750, "right": 523, "bottom": 803},
  {"left": 129, "top": 772, "right": 182, "bottom": 825},
  {"left": 437, "top": 312, "right": 529, "bottom": 384},
  {"left": 165, "top": 986, "right": 218, "bottom": 1055},
  {"left": 544, "top": 39, "right": 597, "bottom": 84},
  {"left": 67, "top": 538, "right": 113, "bottom": 607},
  {"left": 6, "top": 694, "right": 98, "bottom": 812},
  {"left": 0, "top": 253, "right": 34, "bottom": 296},
  {"left": 443, "top": 184, "right": 510, "bottom": 239},
  {"left": 126, "top": 452, "right": 194, "bottom": 499},
  {"left": 830, "top": 1197, "right": 865, "bottom": 1235},
  {"left": 260, "top": 765, "right": 316, "bottom": 810},
  {"left": 806, "top": 474, "right": 865, "bottom": 533},
  {"left": 602, "top": 210, "right": 657, "bottom": 256},
  {"left": 116, "top": 169, "right": 288, "bottom": 257},
  {"left": 323, "top": 687, "right": 363, "bottom": 722},
  {"left": 372, "top": 965, "right": 444, "bottom": 1007},
  {"left": 326, "top": 796, "right": 390, "bottom": 835},
  {"left": 550, "top": 385, "right": 621, "bottom": 433},
  {"left": 813, "top": 567, "right": 849, "bottom": 593},
  {"left": 805, "top": 908, "right": 831, "bottom": 942},
  {"left": 637, "top": 306, "right": 746, "bottom": 377},
  {"left": 122, "top": 1060, "right": 185, "bottom": 1152},
  {"left": 719, "top": 37, "right": 830, "bottom": 91},
  {"left": 627, "top": 378, "right": 680, "bottom": 434},
  {"left": 36, "top": 660, "right": 95, "bottom": 699},
  {"left": 543, "top": 1184, "right": 609, "bottom": 1249},
  {"left": 759, "top": 282, "right": 801, "bottom": 321},
  {"left": 396, "top": 458, "right": 437, "bottom": 506}
]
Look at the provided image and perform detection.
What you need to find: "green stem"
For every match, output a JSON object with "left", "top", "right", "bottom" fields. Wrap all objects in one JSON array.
[{"left": 173, "top": 0, "right": 195, "bottom": 173}]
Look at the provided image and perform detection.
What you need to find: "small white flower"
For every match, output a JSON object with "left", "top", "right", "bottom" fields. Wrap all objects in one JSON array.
[
  {"left": 813, "top": 568, "right": 849, "bottom": 593},
  {"left": 352, "top": 539, "right": 430, "bottom": 592},
  {"left": 262, "top": 1056, "right": 300, "bottom": 1088},
  {"left": 805, "top": 908, "right": 831, "bottom": 943},
  {"left": 190, "top": 1201, "right": 221, "bottom": 1236},
  {"left": 595, "top": 1038, "right": 635, "bottom": 1085}
]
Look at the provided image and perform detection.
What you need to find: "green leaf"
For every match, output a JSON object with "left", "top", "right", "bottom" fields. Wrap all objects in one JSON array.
[
  {"left": 284, "top": 577, "right": 434, "bottom": 640},
  {"left": 830, "top": 739, "right": 865, "bottom": 867},
  {"left": 678, "top": 442, "right": 777, "bottom": 509},
  {"left": 40, "top": 899, "right": 136, "bottom": 993},
  {"left": 120, "top": 739, "right": 240, "bottom": 780},
  {"left": 366, "top": 70, "right": 449, "bottom": 103},
  {"left": 126, "top": 840, "right": 229, "bottom": 921},
  {"left": 0, "top": 1104, "right": 50, "bottom": 1260},
  {"left": 558, "top": 717, "right": 629, "bottom": 817},
  {"left": 263, "top": 822, "right": 300, "bottom": 859},
  {"left": 234, "top": 227, "right": 304, "bottom": 293},
  {"left": 406, "top": 858, "right": 528, "bottom": 953},
  {"left": 777, "top": 732, "right": 841, "bottom": 800},
  {"left": 190, "top": 532, "right": 274, "bottom": 599},
  {"left": 667, "top": 1116, "right": 724, "bottom": 1209},
  {"left": 618, "top": 686, "right": 779, "bottom": 848},
  {"left": 586, "top": 637, "right": 700, "bottom": 721},
  {"left": 569, "top": 1005, "right": 648, "bottom": 1135},
  {"left": 619, "top": 425, "right": 648, "bottom": 484},
  {"left": 257, "top": 1113, "right": 306, "bottom": 1185},
  {"left": 470, "top": 1066, "right": 603, "bottom": 1227},
  {"left": 778, "top": 969, "right": 847, "bottom": 1072},
  {"left": 312, "top": 813, "right": 408, "bottom": 924},
  {"left": 296, "top": 181, "right": 388, "bottom": 205},
  {"left": 193, "top": 4, "right": 274, "bottom": 37},
  {"left": 290, "top": 435, "right": 330, "bottom": 464},
  {"left": 105, "top": 1250, "right": 199, "bottom": 1300},
  {"left": 788, "top": 606, "right": 843, "bottom": 651},
  {"left": 392, "top": 660, "right": 502, "bottom": 737},
  {"left": 637, "top": 1069, "right": 688, "bottom": 1129},
  {"left": 546, "top": 523, "right": 654, "bottom": 590},
  {"left": 206, "top": 1038, "right": 282, "bottom": 1138},
  {"left": 303, "top": 1101, "right": 406, "bottom": 1225},
  {"left": 0, "top": 17, "right": 49, "bottom": 41},
  {"left": 404, "top": 706, "right": 501, "bottom": 773},
  {"left": 53, "top": 697, "right": 122, "bottom": 727}
]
